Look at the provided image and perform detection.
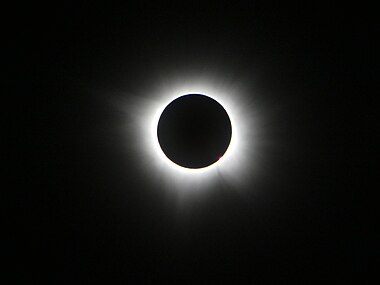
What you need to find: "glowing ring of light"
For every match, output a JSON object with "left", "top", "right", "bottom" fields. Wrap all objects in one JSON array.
[{"left": 127, "top": 75, "right": 259, "bottom": 193}]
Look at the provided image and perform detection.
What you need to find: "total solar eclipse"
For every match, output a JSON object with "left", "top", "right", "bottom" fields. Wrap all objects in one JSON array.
[{"left": 157, "top": 94, "right": 232, "bottom": 169}]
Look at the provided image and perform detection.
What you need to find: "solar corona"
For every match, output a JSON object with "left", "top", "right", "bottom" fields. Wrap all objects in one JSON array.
[{"left": 126, "top": 75, "right": 259, "bottom": 193}]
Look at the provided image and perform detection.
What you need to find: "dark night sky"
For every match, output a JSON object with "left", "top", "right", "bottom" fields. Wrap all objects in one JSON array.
[{"left": 7, "top": 1, "right": 373, "bottom": 283}]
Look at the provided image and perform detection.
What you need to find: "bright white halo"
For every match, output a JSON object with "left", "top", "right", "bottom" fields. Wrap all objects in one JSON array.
[{"left": 125, "top": 72, "right": 261, "bottom": 194}]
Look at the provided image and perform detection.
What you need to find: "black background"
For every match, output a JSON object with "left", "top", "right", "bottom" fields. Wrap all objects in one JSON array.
[{"left": 7, "top": 1, "right": 373, "bottom": 283}]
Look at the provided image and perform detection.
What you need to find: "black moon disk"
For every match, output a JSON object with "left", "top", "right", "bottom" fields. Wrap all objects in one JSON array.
[{"left": 157, "top": 94, "right": 232, "bottom": 169}]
